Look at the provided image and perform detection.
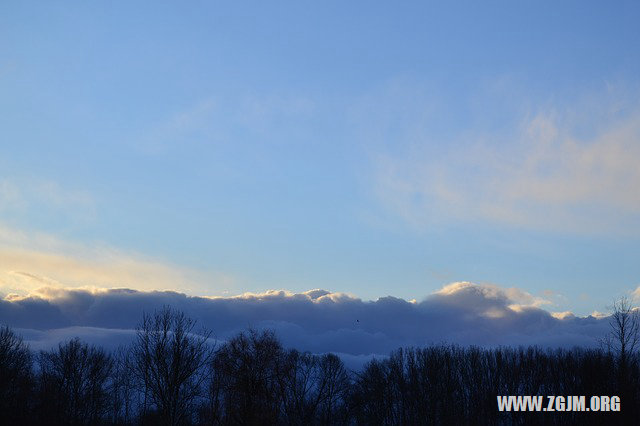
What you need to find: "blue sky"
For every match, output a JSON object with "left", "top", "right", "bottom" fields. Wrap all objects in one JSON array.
[{"left": 2, "top": 1, "right": 640, "bottom": 317}]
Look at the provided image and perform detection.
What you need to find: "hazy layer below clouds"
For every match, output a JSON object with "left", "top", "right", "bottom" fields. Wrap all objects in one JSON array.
[{"left": 1, "top": 282, "right": 608, "bottom": 364}]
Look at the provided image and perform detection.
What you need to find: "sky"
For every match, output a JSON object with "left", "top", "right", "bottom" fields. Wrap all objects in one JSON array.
[{"left": 1, "top": 1, "right": 640, "bottom": 354}]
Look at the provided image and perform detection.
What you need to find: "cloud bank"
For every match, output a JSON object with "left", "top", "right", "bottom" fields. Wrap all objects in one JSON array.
[{"left": 1, "top": 282, "right": 610, "bottom": 367}]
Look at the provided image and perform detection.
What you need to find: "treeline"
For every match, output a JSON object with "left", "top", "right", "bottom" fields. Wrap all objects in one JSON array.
[{"left": 1, "top": 306, "right": 639, "bottom": 425}]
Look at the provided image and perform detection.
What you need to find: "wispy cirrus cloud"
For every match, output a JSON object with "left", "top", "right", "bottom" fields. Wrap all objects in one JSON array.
[
  {"left": 134, "top": 93, "right": 316, "bottom": 155},
  {"left": 0, "top": 176, "right": 235, "bottom": 297},
  {"left": 0, "top": 224, "right": 235, "bottom": 298},
  {"left": 371, "top": 85, "right": 640, "bottom": 234},
  {"left": 0, "top": 177, "right": 94, "bottom": 215},
  {"left": 0, "top": 247, "right": 210, "bottom": 296}
]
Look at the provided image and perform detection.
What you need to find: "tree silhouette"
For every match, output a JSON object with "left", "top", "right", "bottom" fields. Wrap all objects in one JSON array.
[
  {"left": 0, "top": 325, "right": 34, "bottom": 425},
  {"left": 132, "top": 306, "right": 213, "bottom": 426},
  {"left": 2, "top": 307, "right": 639, "bottom": 425},
  {"left": 604, "top": 296, "right": 640, "bottom": 366},
  {"left": 209, "top": 329, "right": 284, "bottom": 424},
  {"left": 38, "top": 338, "right": 113, "bottom": 425}
]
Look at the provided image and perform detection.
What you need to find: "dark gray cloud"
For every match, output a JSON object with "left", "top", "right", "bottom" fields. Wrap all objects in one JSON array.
[{"left": 1, "top": 282, "right": 609, "bottom": 363}]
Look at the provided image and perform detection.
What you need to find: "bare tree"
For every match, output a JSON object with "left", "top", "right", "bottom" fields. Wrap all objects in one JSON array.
[
  {"left": 38, "top": 338, "right": 113, "bottom": 425},
  {"left": 316, "top": 353, "right": 351, "bottom": 425},
  {"left": 604, "top": 296, "right": 640, "bottom": 367},
  {"left": 132, "top": 306, "right": 212, "bottom": 426},
  {"left": 278, "top": 350, "right": 322, "bottom": 424},
  {"left": 0, "top": 325, "right": 34, "bottom": 425},
  {"left": 210, "top": 329, "right": 284, "bottom": 424},
  {"left": 109, "top": 347, "right": 138, "bottom": 425}
]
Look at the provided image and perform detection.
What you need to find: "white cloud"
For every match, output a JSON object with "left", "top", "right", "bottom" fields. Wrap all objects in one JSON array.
[
  {"left": 551, "top": 311, "right": 575, "bottom": 320},
  {"left": 632, "top": 285, "right": 640, "bottom": 301},
  {"left": 0, "top": 177, "right": 94, "bottom": 214},
  {"left": 0, "top": 247, "right": 203, "bottom": 295},
  {"left": 0, "top": 179, "right": 22, "bottom": 209},
  {"left": 0, "top": 225, "right": 235, "bottom": 297},
  {"left": 372, "top": 90, "right": 640, "bottom": 234},
  {"left": 135, "top": 93, "right": 316, "bottom": 154}
]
